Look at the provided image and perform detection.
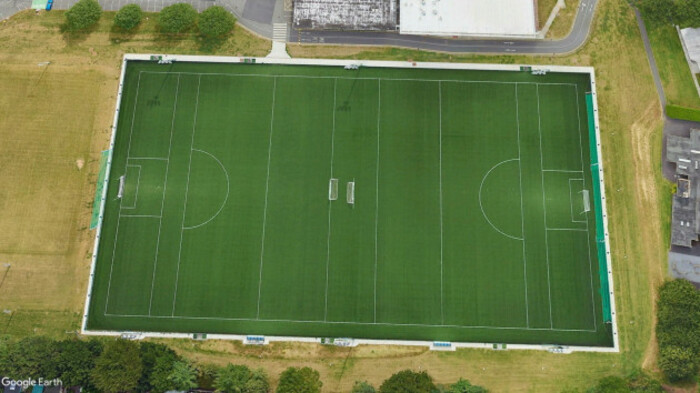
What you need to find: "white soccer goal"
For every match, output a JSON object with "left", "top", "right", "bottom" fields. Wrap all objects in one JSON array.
[
  {"left": 347, "top": 181, "right": 355, "bottom": 204},
  {"left": 581, "top": 189, "right": 590, "bottom": 213},
  {"left": 329, "top": 178, "right": 339, "bottom": 201},
  {"left": 117, "top": 175, "right": 125, "bottom": 199}
]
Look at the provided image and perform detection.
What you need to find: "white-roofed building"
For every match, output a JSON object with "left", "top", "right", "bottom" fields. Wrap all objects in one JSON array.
[
  {"left": 399, "top": 0, "right": 538, "bottom": 38},
  {"left": 680, "top": 27, "right": 700, "bottom": 73}
]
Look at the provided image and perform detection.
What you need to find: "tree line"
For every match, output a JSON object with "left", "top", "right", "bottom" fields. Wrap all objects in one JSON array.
[
  {"left": 634, "top": 0, "right": 700, "bottom": 27},
  {"left": 64, "top": 0, "right": 236, "bottom": 38},
  {"left": 0, "top": 337, "right": 490, "bottom": 393}
]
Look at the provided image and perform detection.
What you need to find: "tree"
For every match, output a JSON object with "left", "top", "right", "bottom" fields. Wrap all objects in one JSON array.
[
  {"left": 198, "top": 6, "right": 236, "bottom": 38},
  {"left": 138, "top": 342, "right": 179, "bottom": 393},
  {"left": 158, "top": 3, "right": 198, "bottom": 34},
  {"left": 379, "top": 370, "right": 435, "bottom": 393},
  {"left": 197, "top": 363, "right": 220, "bottom": 390},
  {"left": 447, "top": 378, "right": 487, "bottom": 393},
  {"left": 114, "top": 4, "right": 143, "bottom": 31},
  {"left": 351, "top": 381, "right": 376, "bottom": 393},
  {"left": 56, "top": 339, "right": 103, "bottom": 389},
  {"left": 245, "top": 369, "right": 270, "bottom": 393},
  {"left": 1, "top": 337, "right": 60, "bottom": 380},
  {"left": 655, "top": 279, "right": 700, "bottom": 381},
  {"left": 65, "top": 0, "right": 102, "bottom": 31},
  {"left": 91, "top": 339, "right": 142, "bottom": 393},
  {"left": 276, "top": 367, "right": 322, "bottom": 393},
  {"left": 626, "top": 369, "right": 663, "bottom": 393},
  {"left": 168, "top": 361, "right": 198, "bottom": 392},
  {"left": 215, "top": 364, "right": 251, "bottom": 393},
  {"left": 658, "top": 346, "right": 699, "bottom": 382}
]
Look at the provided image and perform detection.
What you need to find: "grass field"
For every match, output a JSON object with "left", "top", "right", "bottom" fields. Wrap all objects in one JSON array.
[{"left": 85, "top": 61, "right": 613, "bottom": 347}]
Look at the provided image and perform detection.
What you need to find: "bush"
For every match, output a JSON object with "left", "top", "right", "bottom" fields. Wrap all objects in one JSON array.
[
  {"left": 659, "top": 346, "right": 699, "bottom": 382},
  {"left": 198, "top": 6, "right": 236, "bottom": 38},
  {"left": 351, "top": 381, "right": 376, "bottom": 393},
  {"left": 114, "top": 4, "right": 143, "bottom": 30},
  {"left": 666, "top": 104, "right": 700, "bottom": 122},
  {"left": 158, "top": 3, "right": 198, "bottom": 34},
  {"left": 276, "top": 367, "right": 322, "bottom": 393},
  {"left": 379, "top": 370, "right": 435, "bottom": 393},
  {"left": 655, "top": 279, "right": 700, "bottom": 382},
  {"left": 65, "top": 0, "right": 102, "bottom": 31}
]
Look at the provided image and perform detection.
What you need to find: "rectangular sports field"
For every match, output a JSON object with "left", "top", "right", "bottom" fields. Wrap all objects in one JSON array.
[{"left": 85, "top": 59, "right": 615, "bottom": 347}]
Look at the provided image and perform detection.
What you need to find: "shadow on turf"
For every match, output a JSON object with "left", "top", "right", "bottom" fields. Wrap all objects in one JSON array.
[{"left": 59, "top": 22, "right": 98, "bottom": 45}]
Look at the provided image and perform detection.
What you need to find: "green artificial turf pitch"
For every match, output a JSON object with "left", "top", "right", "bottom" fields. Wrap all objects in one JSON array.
[{"left": 86, "top": 61, "right": 614, "bottom": 347}]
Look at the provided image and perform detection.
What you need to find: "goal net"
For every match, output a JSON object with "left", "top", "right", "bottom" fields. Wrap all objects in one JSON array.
[
  {"left": 581, "top": 189, "right": 590, "bottom": 213},
  {"left": 117, "top": 175, "right": 125, "bottom": 199},
  {"left": 347, "top": 182, "right": 355, "bottom": 204},
  {"left": 329, "top": 178, "right": 338, "bottom": 201}
]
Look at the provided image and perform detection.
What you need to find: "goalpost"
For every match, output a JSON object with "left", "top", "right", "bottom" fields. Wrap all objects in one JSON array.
[
  {"left": 347, "top": 181, "right": 355, "bottom": 205},
  {"left": 329, "top": 178, "right": 338, "bottom": 201},
  {"left": 117, "top": 175, "right": 125, "bottom": 199},
  {"left": 581, "top": 189, "right": 591, "bottom": 213}
]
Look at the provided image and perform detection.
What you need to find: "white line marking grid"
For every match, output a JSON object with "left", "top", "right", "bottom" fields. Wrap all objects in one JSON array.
[{"left": 102, "top": 73, "right": 601, "bottom": 334}]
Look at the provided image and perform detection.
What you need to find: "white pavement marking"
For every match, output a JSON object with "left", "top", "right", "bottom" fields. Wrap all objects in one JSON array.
[
  {"left": 147, "top": 74, "right": 181, "bottom": 316},
  {"left": 172, "top": 75, "right": 201, "bottom": 317},
  {"left": 257, "top": 77, "right": 277, "bottom": 319}
]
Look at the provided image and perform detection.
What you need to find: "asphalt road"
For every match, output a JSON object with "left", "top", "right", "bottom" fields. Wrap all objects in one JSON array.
[
  {"left": 288, "top": 0, "right": 598, "bottom": 54},
  {"left": 2, "top": 0, "right": 598, "bottom": 55}
]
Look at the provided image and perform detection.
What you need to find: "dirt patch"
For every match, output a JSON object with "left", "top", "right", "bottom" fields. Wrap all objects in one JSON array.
[{"left": 76, "top": 159, "right": 84, "bottom": 170}]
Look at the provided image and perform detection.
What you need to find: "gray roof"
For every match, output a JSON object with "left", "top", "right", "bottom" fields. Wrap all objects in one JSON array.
[
  {"left": 680, "top": 28, "right": 700, "bottom": 65},
  {"left": 293, "top": 0, "right": 398, "bottom": 31},
  {"left": 668, "top": 251, "right": 700, "bottom": 285},
  {"left": 666, "top": 129, "right": 700, "bottom": 247}
]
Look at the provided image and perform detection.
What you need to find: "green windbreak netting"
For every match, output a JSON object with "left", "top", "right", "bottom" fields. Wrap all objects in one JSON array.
[
  {"left": 90, "top": 150, "right": 110, "bottom": 230},
  {"left": 586, "top": 93, "right": 612, "bottom": 322}
]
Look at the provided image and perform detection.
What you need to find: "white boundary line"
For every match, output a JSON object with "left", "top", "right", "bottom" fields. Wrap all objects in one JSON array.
[
  {"left": 256, "top": 77, "right": 277, "bottom": 319},
  {"left": 478, "top": 159, "right": 524, "bottom": 241},
  {"left": 100, "top": 313, "right": 594, "bottom": 332},
  {"left": 103, "top": 70, "right": 142, "bottom": 313},
  {"left": 171, "top": 75, "right": 202, "bottom": 316},
  {"left": 514, "top": 84, "right": 530, "bottom": 328},
  {"left": 535, "top": 85, "right": 554, "bottom": 329},
  {"left": 147, "top": 74, "right": 181, "bottom": 316},
  {"left": 324, "top": 79, "right": 337, "bottom": 322},
  {"left": 374, "top": 79, "right": 381, "bottom": 323},
  {"left": 574, "top": 84, "right": 598, "bottom": 329},
  {"left": 438, "top": 81, "right": 445, "bottom": 324},
  {"left": 83, "top": 55, "right": 618, "bottom": 353},
  {"left": 181, "top": 150, "right": 231, "bottom": 230},
  {"left": 120, "top": 164, "right": 141, "bottom": 209}
]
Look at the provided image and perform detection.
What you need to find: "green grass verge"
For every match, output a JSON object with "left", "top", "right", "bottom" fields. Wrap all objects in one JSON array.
[
  {"left": 645, "top": 22, "right": 700, "bottom": 109},
  {"left": 666, "top": 104, "right": 700, "bottom": 122}
]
